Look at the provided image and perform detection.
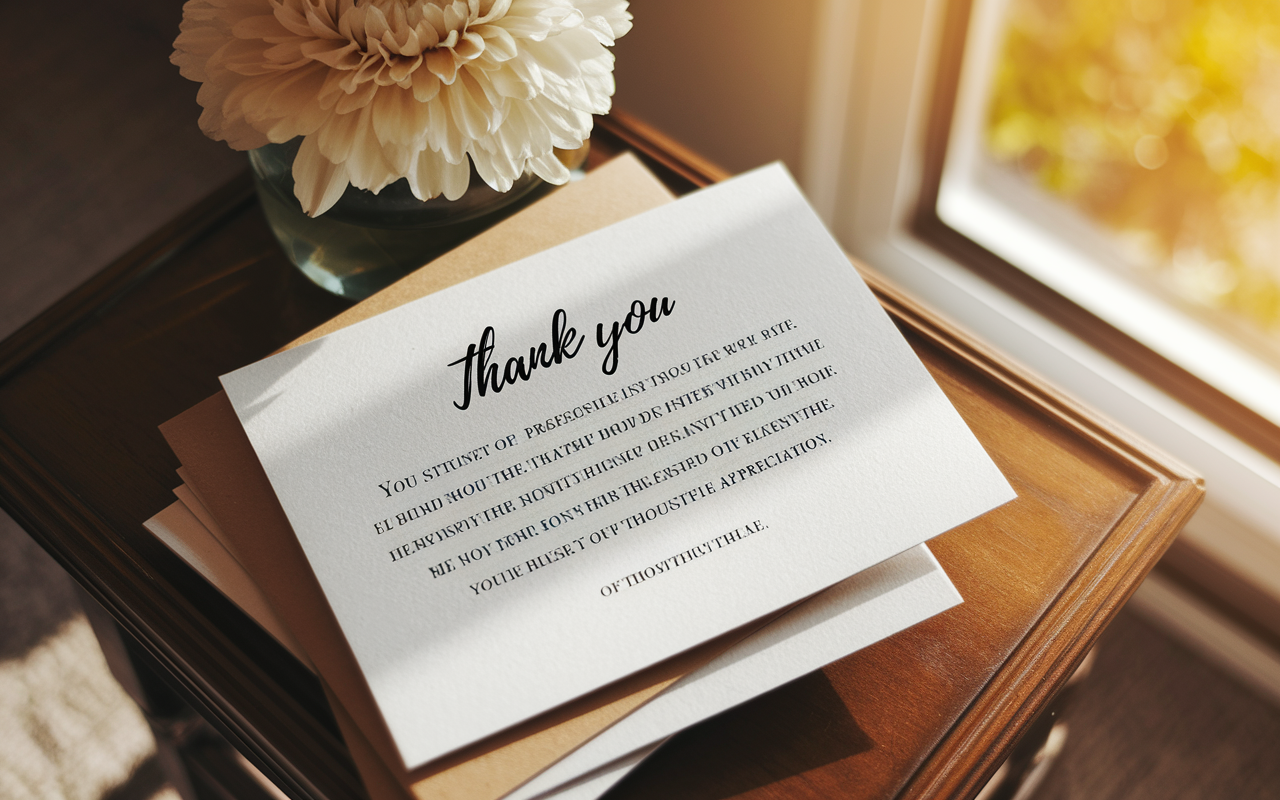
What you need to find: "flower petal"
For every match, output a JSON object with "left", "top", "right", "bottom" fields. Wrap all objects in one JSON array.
[
  {"left": 173, "top": 0, "right": 630, "bottom": 212},
  {"left": 474, "top": 24, "right": 518, "bottom": 62},
  {"left": 344, "top": 106, "right": 400, "bottom": 191},
  {"left": 468, "top": 143, "right": 519, "bottom": 192},
  {"left": 411, "top": 68, "right": 441, "bottom": 102},
  {"left": 314, "top": 108, "right": 363, "bottom": 162},
  {"left": 528, "top": 150, "right": 571, "bottom": 184},
  {"left": 441, "top": 156, "right": 471, "bottom": 200},
  {"left": 425, "top": 98, "right": 466, "bottom": 163},
  {"left": 262, "top": 40, "right": 311, "bottom": 70},
  {"left": 486, "top": 63, "right": 536, "bottom": 100},
  {"left": 473, "top": 0, "right": 513, "bottom": 26},
  {"left": 363, "top": 5, "right": 390, "bottom": 44},
  {"left": 302, "top": 0, "right": 345, "bottom": 39},
  {"left": 300, "top": 38, "right": 363, "bottom": 69},
  {"left": 424, "top": 48, "right": 460, "bottom": 84},
  {"left": 272, "top": 2, "right": 315, "bottom": 38},
  {"left": 231, "top": 14, "right": 291, "bottom": 42},
  {"left": 292, "top": 134, "right": 350, "bottom": 216},
  {"left": 260, "top": 62, "right": 332, "bottom": 140},
  {"left": 334, "top": 72, "right": 379, "bottom": 113},
  {"left": 372, "top": 86, "right": 431, "bottom": 146},
  {"left": 575, "top": 0, "right": 632, "bottom": 44}
]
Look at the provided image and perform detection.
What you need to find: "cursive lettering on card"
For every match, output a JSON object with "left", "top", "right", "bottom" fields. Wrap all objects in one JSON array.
[
  {"left": 596, "top": 297, "right": 676, "bottom": 376},
  {"left": 448, "top": 308, "right": 585, "bottom": 411},
  {"left": 448, "top": 297, "right": 676, "bottom": 411}
]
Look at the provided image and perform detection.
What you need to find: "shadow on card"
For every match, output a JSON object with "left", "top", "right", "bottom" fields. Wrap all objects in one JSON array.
[{"left": 606, "top": 669, "right": 873, "bottom": 800}]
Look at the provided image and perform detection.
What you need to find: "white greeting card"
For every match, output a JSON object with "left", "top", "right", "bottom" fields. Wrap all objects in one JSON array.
[
  {"left": 221, "top": 164, "right": 1014, "bottom": 769},
  {"left": 504, "top": 545, "right": 958, "bottom": 800},
  {"left": 143, "top": 500, "right": 957, "bottom": 800}
]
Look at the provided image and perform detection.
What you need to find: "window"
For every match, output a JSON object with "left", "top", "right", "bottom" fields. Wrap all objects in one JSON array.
[
  {"left": 936, "top": 0, "right": 1280, "bottom": 457},
  {"left": 820, "top": 0, "right": 1280, "bottom": 652}
]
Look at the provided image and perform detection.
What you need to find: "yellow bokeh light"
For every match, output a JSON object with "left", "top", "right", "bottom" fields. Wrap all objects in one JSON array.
[{"left": 987, "top": 0, "right": 1280, "bottom": 337}]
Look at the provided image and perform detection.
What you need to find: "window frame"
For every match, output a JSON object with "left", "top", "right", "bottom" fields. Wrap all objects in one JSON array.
[
  {"left": 928, "top": 0, "right": 1280, "bottom": 459},
  {"left": 815, "top": 0, "right": 1280, "bottom": 627}
]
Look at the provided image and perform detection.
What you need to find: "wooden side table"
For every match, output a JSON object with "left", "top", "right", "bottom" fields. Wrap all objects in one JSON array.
[{"left": 0, "top": 113, "right": 1202, "bottom": 800}]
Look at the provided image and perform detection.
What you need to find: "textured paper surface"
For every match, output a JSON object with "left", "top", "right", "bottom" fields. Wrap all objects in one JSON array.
[
  {"left": 148, "top": 498, "right": 955, "bottom": 800},
  {"left": 524, "top": 745, "right": 657, "bottom": 800},
  {"left": 220, "top": 163, "right": 1015, "bottom": 768},
  {"left": 506, "top": 546, "right": 960, "bottom": 800},
  {"left": 144, "top": 500, "right": 309, "bottom": 664},
  {"left": 160, "top": 156, "right": 774, "bottom": 800}
]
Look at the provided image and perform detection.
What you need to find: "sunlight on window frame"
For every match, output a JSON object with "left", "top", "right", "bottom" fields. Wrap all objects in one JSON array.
[{"left": 937, "top": 0, "right": 1280, "bottom": 427}]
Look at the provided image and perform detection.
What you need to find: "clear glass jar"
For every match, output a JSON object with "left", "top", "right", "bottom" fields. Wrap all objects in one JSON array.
[{"left": 248, "top": 139, "right": 587, "bottom": 300}]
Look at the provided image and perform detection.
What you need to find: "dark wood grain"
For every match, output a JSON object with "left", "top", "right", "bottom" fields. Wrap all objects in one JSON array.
[
  {"left": 0, "top": 116, "right": 1201, "bottom": 800},
  {"left": 600, "top": 268, "right": 1201, "bottom": 800}
]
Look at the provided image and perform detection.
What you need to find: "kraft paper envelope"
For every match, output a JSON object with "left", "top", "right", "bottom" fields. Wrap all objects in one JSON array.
[
  {"left": 144, "top": 497, "right": 753, "bottom": 800},
  {"left": 142, "top": 494, "right": 650, "bottom": 798},
  {"left": 170, "top": 400, "right": 778, "bottom": 800},
  {"left": 151, "top": 480, "right": 959, "bottom": 800},
  {"left": 160, "top": 155, "right": 782, "bottom": 800}
]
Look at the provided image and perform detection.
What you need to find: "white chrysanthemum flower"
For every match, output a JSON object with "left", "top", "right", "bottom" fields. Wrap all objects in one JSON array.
[{"left": 172, "top": 0, "right": 631, "bottom": 216}]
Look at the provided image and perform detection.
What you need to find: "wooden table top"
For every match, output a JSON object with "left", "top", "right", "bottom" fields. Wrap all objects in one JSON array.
[{"left": 0, "top": 112, "right": 1202, "bottom": 800}]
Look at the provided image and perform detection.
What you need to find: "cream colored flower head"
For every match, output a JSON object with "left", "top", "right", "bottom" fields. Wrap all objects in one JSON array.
[{"left": 173, "top": 0, "right": 631, "bottom": 216}]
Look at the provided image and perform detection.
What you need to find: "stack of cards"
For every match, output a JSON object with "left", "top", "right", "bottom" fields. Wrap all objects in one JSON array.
[{"left": 147, "top": 154, "right": 1014, "bottom": 800}]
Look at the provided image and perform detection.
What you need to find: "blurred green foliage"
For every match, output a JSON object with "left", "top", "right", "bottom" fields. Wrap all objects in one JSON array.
[{"left": 988, "top": 0, "right": 1280, "bottom": 337}]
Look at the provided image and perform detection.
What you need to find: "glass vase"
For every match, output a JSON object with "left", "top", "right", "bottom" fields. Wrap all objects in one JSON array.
[{"left": 248, "top": 139, "right": 587, "bottom": 301}]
